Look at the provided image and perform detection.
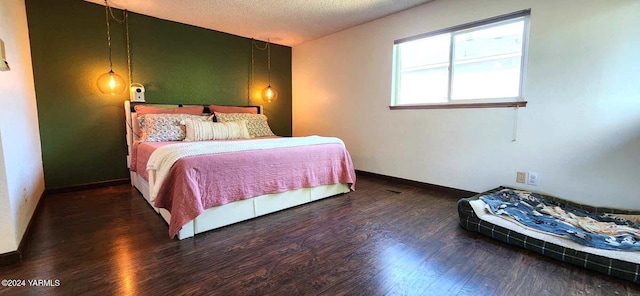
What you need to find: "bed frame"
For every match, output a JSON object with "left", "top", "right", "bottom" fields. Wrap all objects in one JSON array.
[{"left": 124, "top": 100, "right": 350, "bottom": 239}]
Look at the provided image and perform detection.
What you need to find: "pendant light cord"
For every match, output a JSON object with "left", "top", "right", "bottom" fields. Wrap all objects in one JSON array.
[
  {"left": 125, "top": 10, "right": 132, "bottom": 85},
  {"left": 267, "top": 39, "right": 271, "bottom": 86},
  {"left": 104, "top": 0, "right": 129, "bottom": 76},
  {"left": 249, "top": 40, "right": 253, "bottom": 105},
  {"left": 250, "top": 39, "right": 270, "bottom": 104},
  {"left": 252, "top": 39, "right": 268, "bottom": 50},
  {"left": 104, "top": 0, "right": 113, "bottom": 71},
  {"left": 108, "top": 3, "right": 126, "bottom": 23}
]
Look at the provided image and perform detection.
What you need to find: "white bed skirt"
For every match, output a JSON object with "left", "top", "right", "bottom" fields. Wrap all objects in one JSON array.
[{"left": 131, "top": 171, "right": 350, "bottom": 240}]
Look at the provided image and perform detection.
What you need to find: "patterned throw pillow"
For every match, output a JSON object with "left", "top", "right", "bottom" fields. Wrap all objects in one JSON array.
[
  {"left": 138, "top": 114, "right": 209, "bottom": 142},
  {"left": 181, "top": 119, "right": 250, "bottom": 141},
  {"left": 214, "top": 112, "right": 275, "bottom": 137}
]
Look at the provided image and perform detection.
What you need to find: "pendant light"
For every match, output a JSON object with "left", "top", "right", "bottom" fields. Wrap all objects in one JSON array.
[
  {"left": 97, "top": 0, "right": 126, "bottom": 95},
  {"left": 261, "top": 39, "right": 277, "bottom": 103}
]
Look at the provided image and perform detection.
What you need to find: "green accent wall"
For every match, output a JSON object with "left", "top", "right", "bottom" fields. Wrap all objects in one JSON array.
[{"left": 25, "top": 0, "right": 292, "bottom": 189}]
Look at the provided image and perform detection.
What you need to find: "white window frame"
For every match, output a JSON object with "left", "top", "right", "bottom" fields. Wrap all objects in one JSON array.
[{"left": 391, "top": 10, "right": 531, "bottom": 109}]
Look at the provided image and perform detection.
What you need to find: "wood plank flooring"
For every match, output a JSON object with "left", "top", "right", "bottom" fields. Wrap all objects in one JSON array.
[{"left": 0, "top": 175, "right": 638, "bottom": 295}]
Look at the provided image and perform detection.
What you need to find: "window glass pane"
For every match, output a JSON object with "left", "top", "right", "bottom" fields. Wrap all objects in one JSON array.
[
  {"left": 398, "top": 67, "right": 449, "bottom": 104},
  {"left": 399, "top": 34, "right": 450, "bottom": 68},
  {"left": 451, "top": 20, "right": 524, "bottom": 100},
  {"left": 396, "top": 34, "right": 450, "bottom": 104}
]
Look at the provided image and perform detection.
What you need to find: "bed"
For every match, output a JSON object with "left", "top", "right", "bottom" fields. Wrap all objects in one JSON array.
[
  {"left": 458, "top": 187, "right": 640, "bottom": 283},
  {"left": 124, "top": 100, "right": 356, "bottom": 239}
]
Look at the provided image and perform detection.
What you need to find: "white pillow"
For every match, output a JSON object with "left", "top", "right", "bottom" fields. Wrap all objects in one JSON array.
[{"left": 182, "top": 119, "right": 251, "bottom": 141}]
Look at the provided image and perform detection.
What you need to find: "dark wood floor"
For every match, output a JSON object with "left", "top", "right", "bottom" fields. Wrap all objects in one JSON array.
[{"left": 1, "top": 175, "right": 638, "bottom": 296}]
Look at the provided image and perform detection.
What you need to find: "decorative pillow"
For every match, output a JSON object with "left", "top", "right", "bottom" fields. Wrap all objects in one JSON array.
[
  {"left": 214, "top": 112, "right": 275, "bottom": 137},
  {"left": 182, "top": 119, "right": 250, "bottom": 141},
  {"left": 209, "top": 104, "right": 258, "bottom": 115},
  {"left": 138, "top": 114, "right": 209, "bottom": 142},
  {"left": 134, "top": 105, "right": 204, "bottom": 115}
]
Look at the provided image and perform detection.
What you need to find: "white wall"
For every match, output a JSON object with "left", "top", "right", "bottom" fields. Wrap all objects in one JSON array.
[
  {"left": 293, "top": 0, "right": 640, "bottom": 210},
  {"left": 0, "top": 133, "right": 17, "bottom": 253},
  {"left": 0, "top": 0, "right": 45, "bottom": 254}
]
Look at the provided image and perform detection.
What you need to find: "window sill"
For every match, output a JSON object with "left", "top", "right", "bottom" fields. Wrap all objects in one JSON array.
[{"left": 389, "top": 101, "right": 527, "bottom": 110}]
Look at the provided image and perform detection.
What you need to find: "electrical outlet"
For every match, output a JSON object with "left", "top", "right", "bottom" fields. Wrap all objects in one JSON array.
[
  {"left": 516, "top": 172, "right": 527, "bottom": 183},
  {"left": 527, "top": 172, "right": 539, "bottom": 186}
]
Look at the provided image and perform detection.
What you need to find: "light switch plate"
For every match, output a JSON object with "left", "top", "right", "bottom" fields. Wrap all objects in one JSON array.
[{"left": 516, "top": 172, "right": 526, "bottom": 183}]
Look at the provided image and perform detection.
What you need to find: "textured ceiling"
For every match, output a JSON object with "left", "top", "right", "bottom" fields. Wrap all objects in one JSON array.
[{"left": 84, "top": 0, "right": 433, "bottom": 46}]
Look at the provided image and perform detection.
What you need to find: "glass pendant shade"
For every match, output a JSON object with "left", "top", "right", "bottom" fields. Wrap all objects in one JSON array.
[
  {"left": 97, "top": 70, "right": 126, "bottom": 95},
  {"left": 261, "top": 85, "right": 278, "bottom": 103}
]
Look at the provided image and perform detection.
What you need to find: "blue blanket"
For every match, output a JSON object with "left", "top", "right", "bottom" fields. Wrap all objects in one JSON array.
[{"left": 480, "top": 189, "right": 640, "bottom": 251}]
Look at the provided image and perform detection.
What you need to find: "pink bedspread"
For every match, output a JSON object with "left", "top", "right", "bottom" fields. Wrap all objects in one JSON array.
[
  {"left": 133, "top": 140, "right": 356, "bottom": 238},
  {"left": 132, "top": 141, "right": 166, "bottom": 180}
]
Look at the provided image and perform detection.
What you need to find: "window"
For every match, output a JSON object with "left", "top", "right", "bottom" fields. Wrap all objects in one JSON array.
[{"left": 391, "top": 10, "right": 530, "bottom": 108}]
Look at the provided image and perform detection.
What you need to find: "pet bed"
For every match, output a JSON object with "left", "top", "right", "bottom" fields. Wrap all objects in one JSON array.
[{"left": 458, "top": 186, "right": 640, "bottom": 283}]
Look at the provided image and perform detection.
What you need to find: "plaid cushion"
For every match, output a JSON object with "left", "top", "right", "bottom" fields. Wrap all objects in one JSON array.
[{"left": 457, "top": 187, "right": 640, "bottom": 284}]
